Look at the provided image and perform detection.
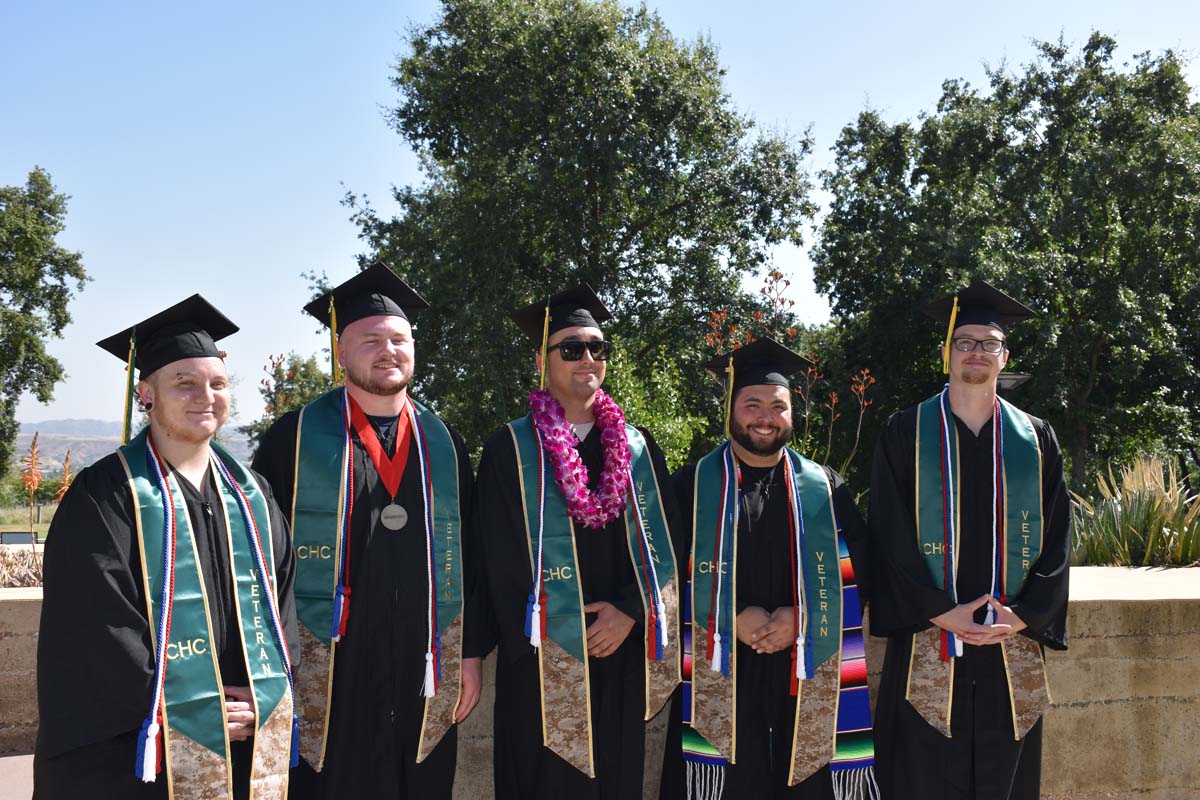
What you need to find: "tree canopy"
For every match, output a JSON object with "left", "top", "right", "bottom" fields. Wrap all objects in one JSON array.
[
  {"left": 347, "top": 0, "right": 816, "bottom": 457},
  {"left": 0, "top": 168, "right": 89, "bottom": 482},
  {"left": 814, "top": 33, "right": 1200, "bottom": 487}
]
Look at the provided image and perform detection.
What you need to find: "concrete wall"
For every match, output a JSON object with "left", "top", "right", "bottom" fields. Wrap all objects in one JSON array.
[
  {"left": 4, "top": 568, "right": 1197, "bottom": 799},
  {"left": 0, "top": 589, "right": 39, "bottom": 754}
]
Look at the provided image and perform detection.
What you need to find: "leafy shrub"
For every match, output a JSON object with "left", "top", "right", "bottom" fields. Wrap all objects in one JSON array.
[{"left": 1072, "top": 457, "right": 1200, "bottom": 567}]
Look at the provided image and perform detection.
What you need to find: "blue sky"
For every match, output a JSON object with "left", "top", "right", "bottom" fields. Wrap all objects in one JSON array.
[{"left": 5, "top": 0, "right": 1198, "bottom": 425}]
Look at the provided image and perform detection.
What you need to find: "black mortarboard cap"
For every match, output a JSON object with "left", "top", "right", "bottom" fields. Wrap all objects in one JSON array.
[
  {"left": 921, "top": 278, "right": 1036, "bottom": 333},
  {"left": 510, "top": 284, "right": 613, "bottom": 340},
  {"left": 303, "top": 262, "right": 430, "bottom": 334},
  {"left": 96, "top": 294, "right": 238, "bottom": 377},
  {"left": 704, "top": 337, "right": 814, "bottom": 392}
]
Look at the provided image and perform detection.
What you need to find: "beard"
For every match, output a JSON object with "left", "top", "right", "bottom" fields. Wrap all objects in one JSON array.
[
  {"left": 730, "top": 417, "right": 793, "bottom": 457},
  {"left": 344, "top": 360, "right": 411, "bottom": 396},
  {"left": 959, "top": 364, "right": 995, "bottom": 385}
]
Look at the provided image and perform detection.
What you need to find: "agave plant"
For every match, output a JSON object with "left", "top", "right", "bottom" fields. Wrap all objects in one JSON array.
[{"left": 1072, "top": 457, "right": 1200, "bottom": 567}]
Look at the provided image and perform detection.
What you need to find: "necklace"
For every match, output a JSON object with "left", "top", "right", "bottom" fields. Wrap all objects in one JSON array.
[{"left": 528, "top": 388, "right": 630, "bottom": 528}]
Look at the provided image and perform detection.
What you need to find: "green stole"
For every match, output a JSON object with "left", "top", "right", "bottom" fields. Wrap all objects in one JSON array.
[
  {"left": 119, "top": 429, "right": 292, "bottom": 800},
  {"left": 289, "top": 388, "right": 465, "bottom": 768},
  {"left": 689, "top": 444, "right": 849, "bottom": 786},
  {"left": 507, "top": 416, "right": 680, "bottom": 778},
  {"left": 909, "top": 391, "right": 1051, "bottom": 739}
]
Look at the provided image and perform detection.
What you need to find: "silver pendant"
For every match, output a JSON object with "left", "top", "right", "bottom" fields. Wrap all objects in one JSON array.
[{"left": 380, "top": 503, "right": 408, "bottom": 531}]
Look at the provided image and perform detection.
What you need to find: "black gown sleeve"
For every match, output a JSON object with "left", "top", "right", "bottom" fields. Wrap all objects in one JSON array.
[
  {"left": 825, "top": 466, "right": 871, "bottom": 609},
  {"left": 671, "top": 465, "right": 697, "bottom": 586},
  {"left": 866, "top": 409, "right": 957, "bottom": 637},
  {"left": 1007, "top": 418, "right": 1071, "bottom": 650},
  {"left": 35, "top": 456, "right": 153, "bottom": 760},
  {"left": 451, "top": 426, "right": 497, "bottom": 659},
  {"left": 250, "top": 410, "right": 301, "bottom": 522},
  {"left": 476, "top": 428, "right": 537, "bottom": 662},
  {"left": 610, "top": 427, "right": 683, "bottom": 624}
]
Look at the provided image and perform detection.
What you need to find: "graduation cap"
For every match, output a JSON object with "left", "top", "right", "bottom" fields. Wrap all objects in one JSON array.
[
  {"left": 510, "top": 284, "right": 613, "bottom": 389},
  {"left": 510, "top": 284, "right": 612, "bottom": 341},
  {"left": 921, "top": 279, "right": 1036, "bottom": 373},
  {"left": 705, "top": 337, "right": 813, "bottom": 436},
  {"left": 704, "top": 337, "right": 814, "bottom": 393},
  {"left": 303, "top": 261, "right": 430, "bottom": 334},
  {"left": 303, "top": 262, "right": 430, "bottom": 383},
  {"left": 95, "top": 294, "right": 239, "bottom": 443}
]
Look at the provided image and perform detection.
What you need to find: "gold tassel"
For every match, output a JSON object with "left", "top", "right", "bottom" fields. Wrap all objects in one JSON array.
[
  {"left": 538, "top": 300, "right": 551, "bottom": 390},
  {"left": 723, "top": 359, "right": 735, "bottom": 438},
  {"left": 121, "top": 329, "right": 137, "bottom": 445},
  {"left": 942, "top": 296, "right": 960, "bottom": 374},
  {"left": 328, "top": 297, "right": 342, "bottom": 384}
]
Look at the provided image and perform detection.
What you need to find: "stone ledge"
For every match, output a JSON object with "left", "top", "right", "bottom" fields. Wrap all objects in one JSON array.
[{"left": 3, "top": 567, "right": 1197, "bottom": 799}]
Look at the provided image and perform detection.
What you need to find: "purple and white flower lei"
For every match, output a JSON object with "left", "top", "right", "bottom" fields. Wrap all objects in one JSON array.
[{"left": 528, "top": 388, "right": 630, "bottom": 529}]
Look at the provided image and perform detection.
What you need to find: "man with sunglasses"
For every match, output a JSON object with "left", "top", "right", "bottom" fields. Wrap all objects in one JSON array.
[
  {"left": 475, "top": 284, "right": 683, "bottom": 799},
  {"left": 867, "top": 279, "right": 1070, "bottom": 800}
]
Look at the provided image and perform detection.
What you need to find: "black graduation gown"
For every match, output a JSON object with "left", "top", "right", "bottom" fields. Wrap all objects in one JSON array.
[
  {"left": 475, "top": 422, "right": 682, "bottom": 800},
  {"left": 659, "top": 459, "right": 871, "bottom": 800},
  {"left": 34, "top": 451, "right": 299, "bottom": 800},
  {"left": 252, "top": 404, "right": 492, "bottom": 800},
  {"left": 867, "top": 405, "right": 1070, "bottom": 800}
]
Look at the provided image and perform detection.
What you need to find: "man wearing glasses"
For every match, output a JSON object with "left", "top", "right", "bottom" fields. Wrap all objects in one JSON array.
[
  {"left": 475, "top": 285, "right": 683, "bottom": 799},
  {"left": 867, "top": 279, "right": 1071, "bottom": 800}
]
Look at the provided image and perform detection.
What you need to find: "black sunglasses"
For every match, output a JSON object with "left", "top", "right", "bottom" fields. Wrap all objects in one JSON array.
[{"left": 552, "top": 339, "right": 613, "bottom": 361}]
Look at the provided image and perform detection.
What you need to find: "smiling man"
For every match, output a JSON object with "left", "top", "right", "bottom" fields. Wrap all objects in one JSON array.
[
  {"left": 868, "top": 279, "right": 1070, "bottom": 800},
  {"left": 659, "top": 338, "right": 876, "bottom": 800},
  {"left": 35, "top": 295, "right": 299, "bottom": 800},
  {"left": 475, "top": 285, "right": 682, "bottom": 799},
  {"left": 251, "top": 263, "right": 489, "bottom": 800}
]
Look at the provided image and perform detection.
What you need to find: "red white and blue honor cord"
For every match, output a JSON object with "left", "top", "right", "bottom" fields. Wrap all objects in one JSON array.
[
  {"left": 135, "top": 438, "right": 177, "bottom": 782},
  {"left": 628, "top": 468, "right": 668, "bottom": 661},
  {"left": 706, "top": 443, "right": 737, "bottom": 676},
  {"left": 781, "top": 454, "right": 812, "bottom": 683},
  {"left": 211, "top": 454, "right": 300, "bottom": 768},
  {"left": 409, "top": 401, "right": 442, "bottom": 698},
  {"left": 332, "top": 389, "right": 355, "bottom": 642},
  {"left": 525, "top": 426, "right": 548, "bottom": 648},
  {"left": 937, "top": 386, "right": 1004, "bottom": 660}
]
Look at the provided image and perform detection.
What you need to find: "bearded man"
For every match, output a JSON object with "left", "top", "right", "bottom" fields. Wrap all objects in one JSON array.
[
  {"left": 252, "top": 264, "right": 489, "bottom": 799},
  {"left": 659, "top": 337, "right": 876, "bottom": 800}
]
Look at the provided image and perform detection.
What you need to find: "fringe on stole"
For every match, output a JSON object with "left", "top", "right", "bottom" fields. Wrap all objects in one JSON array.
[
  {"left": 686, "top": 761, "right": 726, "bottom": 800},
  {"left": 832, "top": 765, "right": 881, "bottom": 800}
]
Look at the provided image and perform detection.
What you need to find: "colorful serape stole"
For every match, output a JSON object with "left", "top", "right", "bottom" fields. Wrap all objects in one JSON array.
[
  {"left": 681, "top": 573, "right": 727, "bottom": 797},
  {"left": 830, "top": 534, "right": 878, "bottom": 799}
]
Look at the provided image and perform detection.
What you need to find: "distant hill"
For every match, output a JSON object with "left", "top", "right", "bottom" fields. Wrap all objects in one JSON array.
[{"left": 14, "top": 420, "right": 251, "bottom": 473}]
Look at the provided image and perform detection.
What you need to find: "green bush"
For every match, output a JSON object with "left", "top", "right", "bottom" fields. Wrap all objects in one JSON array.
[{"left": 1072, "top": 457, "right": 1200, "bottom": 567}]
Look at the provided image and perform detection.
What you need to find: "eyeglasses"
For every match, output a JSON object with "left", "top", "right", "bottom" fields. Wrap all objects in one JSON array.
[
  {"left": 552, "top": 339, "right": 613, "bottom": 361},
  {"left": 951, "top": 337, "right": 1006, "bottom": 354}
]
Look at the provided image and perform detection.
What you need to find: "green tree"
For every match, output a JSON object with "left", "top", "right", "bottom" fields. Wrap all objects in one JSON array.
[
  {"left": 347, "top": 0, "right": 815, "bottom": 450},
  {"left": 238, "top": 352, "right": 335, "bottom": 453},
  {"left": 0, "top": 167, "right": 89, "bottom": 481},
  {"left": 814, "top": 34, "right": 1200, "bottom": 488}
]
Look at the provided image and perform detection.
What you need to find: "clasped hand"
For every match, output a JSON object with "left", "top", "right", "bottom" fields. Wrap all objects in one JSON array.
[
  {"left": 931, "top": 594, "right": 1026, "bottom": 646},
  {"left": 737, "top": 606, "right": 797, "bottom": 654}
]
